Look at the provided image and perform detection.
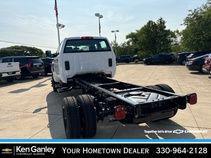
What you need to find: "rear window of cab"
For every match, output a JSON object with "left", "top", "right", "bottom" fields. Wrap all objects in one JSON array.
[{"left": 64, "top": 39, "right": 111, "bottom": 53}]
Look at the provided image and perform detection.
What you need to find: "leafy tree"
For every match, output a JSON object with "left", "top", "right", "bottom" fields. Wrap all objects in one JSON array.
[
  {"left": 181, "top": 2, "right": 211, "bottom": 51},
  {"left": 0, "top": 45, "right": 44, "bottom": 58},
  {"left": 111, "top": 41, "right": 135, "bottom": 56},
  {"left": 171, "top": 30, "right": 182, "bottom": 52},
  {"left": 126, "top": 18, "right": 175, "bottom": 58}
]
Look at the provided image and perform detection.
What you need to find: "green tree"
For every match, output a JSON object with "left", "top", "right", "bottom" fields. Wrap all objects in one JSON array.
[
  {"left": 0, "top": 45, "right": 44, "bottom": 58},
  {"left": 111, "top": 41, "right": 135, "bottom": 56},
  {"left": 126, "top": 18, "right": 175, "bottom": 58},
  {"left": 171, "top": 30, "right": 182, "bottom": 52},
  {"left": 181, "top": 2, "right": 211, "bottom": 51}
]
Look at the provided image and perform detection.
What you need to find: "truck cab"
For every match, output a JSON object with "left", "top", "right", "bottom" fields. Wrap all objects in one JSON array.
[{"left": 52, "top": 36, "right": 116, "bottom": 84}]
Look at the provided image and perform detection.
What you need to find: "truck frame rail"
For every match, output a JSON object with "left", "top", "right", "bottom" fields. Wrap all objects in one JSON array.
[{"left": 71, "top": 74, "right": 197, "bottom": 123}]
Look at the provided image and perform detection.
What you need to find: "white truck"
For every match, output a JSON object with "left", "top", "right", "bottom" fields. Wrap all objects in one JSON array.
[
  {"left": 52, "top": 36, "right": 197, "bottom": 139},
  {"left": 0, "top": 61, "right": 21, "bottom": 82}
]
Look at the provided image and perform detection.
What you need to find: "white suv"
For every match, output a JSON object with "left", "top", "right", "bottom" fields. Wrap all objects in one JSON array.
[{"left": 52, "top": 36, "right": 116, "bottom": 86}]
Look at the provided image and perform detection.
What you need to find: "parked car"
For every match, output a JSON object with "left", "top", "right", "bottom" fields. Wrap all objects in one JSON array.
[
  {"left": 187, "top": 51, "right": 211, "bottom": 61},
  {"left": 186, "top": 54, "right": 210, "bottom": 73},
  {"left": 116, "top": 55, "right": 132, "bottom": 63},
  {"left": 42, "top": 57, "right": 53, "bottom": 75},
  {"left": 177, "top": 52, "right": 192, "bottom": 65},
  {"left": 202, "top": 54, "right": 211, "bottom": 75},
  {"left": 132, "top": 55, "right": 142, "bottom": 63},
  {"left": 0, "top": 61, "right": 21, "bottom": 82},
  {"left": 143, "top": 53, "right": 175, "bottom": 65},
  {"left": 1, "top": 56, "right": 44, "bottom": 79}
]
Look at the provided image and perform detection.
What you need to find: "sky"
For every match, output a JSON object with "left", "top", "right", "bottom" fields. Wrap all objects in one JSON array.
[{"left": 0, "top": 0, "right": 208, "bottom": 52}]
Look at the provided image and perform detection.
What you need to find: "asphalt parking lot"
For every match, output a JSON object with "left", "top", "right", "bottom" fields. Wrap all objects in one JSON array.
[{"left": 0, "top": 64, "right": 210, "bottom": 139}]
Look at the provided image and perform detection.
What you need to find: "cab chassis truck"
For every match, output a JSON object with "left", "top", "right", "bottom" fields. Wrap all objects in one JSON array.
[{"left": 52, "top": 37, "right": 197, "bottom": 138}]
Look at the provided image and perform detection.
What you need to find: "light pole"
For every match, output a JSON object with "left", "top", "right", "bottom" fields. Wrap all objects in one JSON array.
[
  {"left": 54, "top": 0, "right": 65, "bottom": 46},
  {"left": 56, "top": 23, "right": 65, "bottom": 45},
  {"left": 111, "top": 30, "right": 119, "bottom": 44},
  {"left": 95, "top": 13, "right": 103, "bottom": 36}
]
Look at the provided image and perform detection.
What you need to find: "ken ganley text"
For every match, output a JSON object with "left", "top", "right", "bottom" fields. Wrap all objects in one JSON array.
[
  {"left": 15, "top": 146, "right": 56, "bottom": 155},
  {"left": 62, "top": 147, "right": 149, "bottom": 154}
]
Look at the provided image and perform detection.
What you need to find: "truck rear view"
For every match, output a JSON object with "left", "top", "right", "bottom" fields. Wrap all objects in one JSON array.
[{"left": 51, "top": 36, "right": 197, "bottom": 139}]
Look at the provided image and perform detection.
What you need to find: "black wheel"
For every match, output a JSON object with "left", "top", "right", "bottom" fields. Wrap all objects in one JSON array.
[
  {"left": 16, "top": 75, "right": 21, "bottom": 80},
  {"left": 44, "top": 69, "right": 48, "bottom": 76},
  {"left": 147, "top": 84, "right": 176, "bottom": 121},
  {"left": 146, "top": 84, "right": 174, "bottom": 93},
  {"left": 146, "top": 85, "right": 161, "bottom": 90},
  {"left": 76, "top": 94, "right": 97, "bottom": 138},
  {"left": 134, "top": 59, "right": 139, "bottom": 63},
  {"left": 20, "top": 74, "right": 25, "bottom": 80},
  {"left": 182, "top": 60, "right": 186, "bottom": 65},
  {"left": 6, "top": 77, "right": 14, "bottom": 82},
  {"left": 146, "top": 61, "right": 152, "bottom": 65},
  {"left": 32, "top": 74, "right": 38, "bottom": 79},
  {"left": 155, "top": 84, "right": 175, "bottom": 93},
  {"left": 152, "top": 108, "right": 178, "bottom": 122},
  {"left": 199, "top": 66, "right": 203, "bottom": 73},
  {"left": 51, "top": 77, "right": 57, "bottom": 92},
  {"left": 62, "top": 96, "right": 81, "bottom": 138}
]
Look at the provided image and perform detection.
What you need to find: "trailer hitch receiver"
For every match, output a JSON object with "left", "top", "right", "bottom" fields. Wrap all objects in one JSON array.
[{"left": 114, "top": 105, "right": 126, "bottom": 120}]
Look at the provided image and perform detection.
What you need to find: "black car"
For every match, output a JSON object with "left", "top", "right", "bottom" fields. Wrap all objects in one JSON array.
[
  {"left": 143, "top": 53, "right": 175, "bottom": 65},
  {"left": 116, "top": 55, "right": 132, "bottom": 63},
  {"left": 177, "top": 52, "right": 192, "bottom": 65},
  {"left": 132, "top": 55, "right": 142, "bottom": 63},
  {"left": 186, "top": 54, "right": 209, "bottom": 72},
  {"left": 1, "top": 56, "right": 44, "bottom": 78},
  {"left": 187, "top": 51, "right": 211, "bottom": 60},
  {"left": 42, "top": 57, "right": 53, "bottom": 75}
]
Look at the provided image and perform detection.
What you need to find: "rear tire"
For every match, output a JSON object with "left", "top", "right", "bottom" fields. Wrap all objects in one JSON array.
[
  {"left": 6, "top": 77, "right": 14, "bottom": 82},
  {"left": 152, "top": 108, "right": 178, "bottom": 122},
  {"left": 146, "top": 84, "right": 176, "bottom": 121},
  {"left": 62, "top": 96, "right": 81, "bottom": 138},
  {"left": 146, "top": 85, "right": 161, "bottom": 90},
  {"left": 155, "top": 84, "right": 175, "bottom": 93},
  {"left": 76, "top": 95, "right": 97, "bottom": 138},
  {"left": 182, "top": 60, "right": 186, "bottom": 65},
  {"left": 32, "top": 74, "right": 38, "bottom": 79},
  {"left": 199, "top": 66, "right": 203, "bottom": 73},
  {"left": 134, "top": 59, "right": 139, "bottom": 63}
]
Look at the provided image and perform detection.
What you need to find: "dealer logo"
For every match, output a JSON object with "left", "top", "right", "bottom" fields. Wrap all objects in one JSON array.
[
  {"left": 1, "top": 148, "right": 13, "bottom": 154},
  {"left": 15, "top": 146, "right": 56, "bottom": 156}
]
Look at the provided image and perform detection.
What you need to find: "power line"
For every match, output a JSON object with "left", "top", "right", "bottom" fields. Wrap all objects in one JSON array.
[{"left": 0, "top": 39, "right": 57, "bottom": 50}]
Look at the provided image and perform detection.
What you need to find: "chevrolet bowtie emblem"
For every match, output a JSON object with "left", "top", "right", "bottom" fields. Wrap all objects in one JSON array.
[{"left": 1, "top": 148, "right": 13, "bottom": 154}]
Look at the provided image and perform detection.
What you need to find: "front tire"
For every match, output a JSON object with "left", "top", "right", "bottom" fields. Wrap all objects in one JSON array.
[
  {"left": 76, "top": 95, "right": 97, "bottom": 138},
  {"left": 62, "top": 96, "right": 81, "bottom": 138}
]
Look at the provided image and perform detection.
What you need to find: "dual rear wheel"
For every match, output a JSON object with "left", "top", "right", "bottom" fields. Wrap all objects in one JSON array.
[
  {"left": 62, "top": 94, "right": 97, "bottom": 139},
  {"left": 62, "top": 84, "right": 177, "bottom": 138},
  {"left": 146, "top": 84, "right": 175, "bottom": 93},
  {"left": 146, "top": 84, "right": 178, "bottom": 121}
]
